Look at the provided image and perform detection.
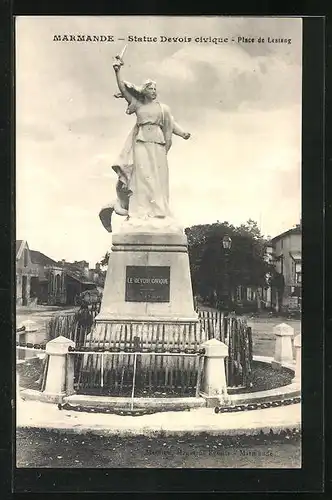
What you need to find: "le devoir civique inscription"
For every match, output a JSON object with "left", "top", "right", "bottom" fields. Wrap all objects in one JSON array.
[{"left": 125, "top": 266, "right": 171, "bottom": 303}]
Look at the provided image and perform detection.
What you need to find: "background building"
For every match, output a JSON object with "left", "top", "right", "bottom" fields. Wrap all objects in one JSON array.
[
  {"left": 16, "top": 240, "right": 104, "bottom": 306},
  {"left": 271, "top": 224, "right": 302, "bottom": 311},
  {"left": 16, "top": 240, "right": 40, "bottom": 306}
]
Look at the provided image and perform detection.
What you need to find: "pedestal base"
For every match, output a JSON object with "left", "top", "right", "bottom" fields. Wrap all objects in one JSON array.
[
  {"left": 98, "top": 231, "right": 197, "bottom": 320},
  {"left": 91, "top": 230, "right": 200, "bottom": 348}
]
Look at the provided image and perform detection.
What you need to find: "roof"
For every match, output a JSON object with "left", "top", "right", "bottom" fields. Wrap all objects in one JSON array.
[
  {"left": 30, "top": 250, "right": 57, "bottom": 267},
  {"left": 289, "top": 251, "right": 301, "bottom": 261},
  {"left": 16, "top": 240, "right": 23, "bottom": 256},
  {"left": 66, "top": 268, "right": 96, "bottom": 285},
  {"left": 271, "top": 225, "right": 301, "bottom": 243}
]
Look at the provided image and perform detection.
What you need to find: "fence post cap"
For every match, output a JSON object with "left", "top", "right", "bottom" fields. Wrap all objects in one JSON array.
[
  {"left": 20, "top": 320, "right": 38, "bottom": 332},
  {"left": 273, "top": 323, "right": 294, "bottom": 336},
  {"left": 294, "top": 334, "right": 301, "bottom": 348},
  {"left": 201, "top": 338, "right": 228, "bottom": 358},
  {"left": 46, "top": 335, "right": 75, "bottom": 355}
]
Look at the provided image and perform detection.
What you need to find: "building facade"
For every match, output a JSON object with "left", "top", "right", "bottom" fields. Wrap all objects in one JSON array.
[
  {"left": 231, "top": 227, "right": 301, "bottom": 314},
  {"left": 16, "top": 240, "right": 40, "bottom": 306},
  {"left": 271, "top": 224, "right": 302, "bottom": 310},
  {"left": 16, "top": 241, "right": 103, "bottom": 306}
]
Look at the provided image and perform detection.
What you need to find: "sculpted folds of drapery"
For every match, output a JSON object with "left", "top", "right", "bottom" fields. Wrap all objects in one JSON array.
[{"left": 99, "top": 55, "right": 190, "bottom": 233}]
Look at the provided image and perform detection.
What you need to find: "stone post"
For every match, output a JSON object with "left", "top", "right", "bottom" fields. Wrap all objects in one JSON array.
[
  {"left": 19, "top": 320, "right": 38, "bottom": 360},
  {"left": 43, "top": 336, "right": 75, "bottom": 403},
  {"left": 273, "top": 322, "right": 294, "bottom": 367},
  {"left": 293, "top": 334, "right": 301, "bottom": 384},
  {"left": 17, "top": 324, "right": 26, "bottom": 362},
  {"left": 200, "top": 338, "right": 230, "bottom": 407}
]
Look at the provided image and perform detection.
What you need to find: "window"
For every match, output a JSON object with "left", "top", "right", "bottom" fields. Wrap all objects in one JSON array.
[{"left": 295, "top": 262, "right": 301, "bottom": 284}]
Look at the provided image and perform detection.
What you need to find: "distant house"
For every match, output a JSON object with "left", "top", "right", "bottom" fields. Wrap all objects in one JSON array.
[
  {"left": 88, "top": 263, "right": 106, "bottom": 287},
  {"left": 16, "top": 240, "right": 103, "bottom": 306},
  {"left": 271, "top": 224, "right": 302, "bottom": 310},
  {"left": 56, "top": 260, "right": 100, "bottom": 305},
  {"left": 16, "top": 240, "right": 40, "bottom": 306},
  {"left": 29, "top": 249, "right": 58, "bottom": 304}
]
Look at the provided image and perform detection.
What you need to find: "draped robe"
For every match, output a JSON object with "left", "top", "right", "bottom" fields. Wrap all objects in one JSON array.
[{"left": 99, "top": 83, "right": 186, "bottom": 232}]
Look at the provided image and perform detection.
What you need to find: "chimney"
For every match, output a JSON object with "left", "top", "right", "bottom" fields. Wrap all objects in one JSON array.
[
  {"left": 62, "top": 259, "right": 66, "bottom": 267},
  {"left": 84, "top": 264, "right": 89, "bottom": 278}
]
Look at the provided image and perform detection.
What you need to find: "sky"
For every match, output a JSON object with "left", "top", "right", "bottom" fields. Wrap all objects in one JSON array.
[{"left": 16, "top": 16, "right": 302, "bottom": 266}]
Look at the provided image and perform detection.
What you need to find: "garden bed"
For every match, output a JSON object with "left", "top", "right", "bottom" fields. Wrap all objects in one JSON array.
[
  {"left": 17, "top": 357, "right": 44, "bottom": 391},
  {"left": 229, "top": 361, "right": 294, "bottom": 395},
  {"left": 17, "top": 358, "right": 293, "bottom": 399}
]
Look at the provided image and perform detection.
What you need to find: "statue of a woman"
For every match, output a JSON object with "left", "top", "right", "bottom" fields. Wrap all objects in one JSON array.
[{"left": 99, "top": 54, "right": 191, "bottom": 232}]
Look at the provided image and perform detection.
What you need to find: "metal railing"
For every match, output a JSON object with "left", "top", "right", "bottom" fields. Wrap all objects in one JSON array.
[
  {"left": 70, "top": 346, "right": 205, "bottom": 400},
  {"left": 41, "top": 308, "right": 253, "bottom": 390},
  {"left": 46, "top": 304, "right": 100, "bottom": 341}
]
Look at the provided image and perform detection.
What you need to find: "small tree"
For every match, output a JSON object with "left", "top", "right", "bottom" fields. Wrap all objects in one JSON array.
[
  {"left": 186, "top": 220, "right": 272, "bottom": 311},
  {"left": 270, "top": 269, "right": 285, "bottom": 313}
]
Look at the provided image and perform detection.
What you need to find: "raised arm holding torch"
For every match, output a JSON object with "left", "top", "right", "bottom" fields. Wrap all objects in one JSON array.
[{"left": 113, "top": 44, "right": 132, "bottom": 102}]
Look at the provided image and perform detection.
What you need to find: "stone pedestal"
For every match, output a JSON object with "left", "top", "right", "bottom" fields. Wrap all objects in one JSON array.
[
  {"left": 200, "top": 338, "right": 229, "bottom": 406},
  {"left": 92, "top": 230, "right": 200, "bottom": 348},
  {"left": 273, "top": 322, "right": 294, "bottom": 367},
  {"left": 43, "top": 336, "right": 75, "bottom": 403},
  {"left": 293, "top": 334, "right": 301, "bottom": 384},
  {"left": 17, "top": 320, "right": 39, "bottom": 360}
]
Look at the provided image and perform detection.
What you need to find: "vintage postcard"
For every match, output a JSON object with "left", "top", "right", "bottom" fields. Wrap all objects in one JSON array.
[{"left": 16, "top": 16, "right": 303, "bottom": 471}]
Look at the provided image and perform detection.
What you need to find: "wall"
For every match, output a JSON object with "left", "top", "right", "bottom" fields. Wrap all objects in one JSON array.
[
  {"left": 16, "top": 242, "right": 39, "bottom": 306},
  {"left": 273, "top": 231, "right": 301, "bottom": 307},
  {"left": 48, "top": 268, "right": 67, "bottom": 305}
]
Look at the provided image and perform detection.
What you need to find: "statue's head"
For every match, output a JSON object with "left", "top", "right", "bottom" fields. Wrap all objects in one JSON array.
[{"left": 141, "top": 80, "right": 157, "bottom": 101}]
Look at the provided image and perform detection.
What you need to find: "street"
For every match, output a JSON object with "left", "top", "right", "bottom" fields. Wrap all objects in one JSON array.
[
  {"left": 16, "top": 306, "right": 76, "bottom": 338},
  {"left": 247, "top": 316, "right": 301, "bottom": 357}
]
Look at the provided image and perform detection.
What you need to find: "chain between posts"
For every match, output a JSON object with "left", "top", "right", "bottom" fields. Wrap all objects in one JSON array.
[
  {"left": 16, "top": 342, "right": 206, "bottom": 355},
  {"left": 16, "top": 342, "right": 46, "bottom": 350},
  {"left": 57, "top": 396, "right": 301, "bottom": 417},
  {"left": 67, "top": 346, "right": 206, "bottom": 355},
  {"left": 214, "top": 396, "right": 301, "bottom": 414}
]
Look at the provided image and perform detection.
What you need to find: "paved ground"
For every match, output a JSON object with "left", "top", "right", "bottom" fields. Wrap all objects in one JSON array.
[
  {"left": 16, "top": 427, "right": 301, "bottom": 468},
  {"left": 16, "top": 306, "right": 76, "bottom": 339},
  {"left": 247, "top": 317, "right": 301, "bottom": 358}
]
